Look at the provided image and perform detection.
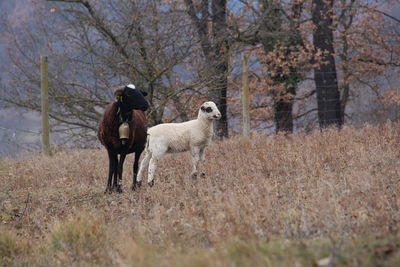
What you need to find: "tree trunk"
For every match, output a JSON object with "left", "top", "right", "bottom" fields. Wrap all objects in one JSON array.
[
  {"left": 185, "top": 0, "right": 229, "bottom": 138},
  {"left": 210, "top": 0, "right": 229, "bottom": 138},
  {"left": 258, "top": 0, "right": 303, "bottom": 134},
  {"left": 211, "top": 74, "right": 228, "bottom": 138},
  {"left": 211, "top": 53, "right": 229, "bottom": 138},
  {"left": 274, "top": 86, "right": 295, "bottom": 133},
  {"left": 312, "top": 0, "right": 343, "bottom": 128}
]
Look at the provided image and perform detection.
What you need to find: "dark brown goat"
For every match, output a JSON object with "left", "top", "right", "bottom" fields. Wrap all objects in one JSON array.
[{"left": 98, "top": 85, "right": 148, "bottom": 193}]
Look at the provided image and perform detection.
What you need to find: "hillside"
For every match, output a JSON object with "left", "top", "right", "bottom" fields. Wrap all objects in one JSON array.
[{"left": 1, "top": 122, "right": 400, "bottom": 266}]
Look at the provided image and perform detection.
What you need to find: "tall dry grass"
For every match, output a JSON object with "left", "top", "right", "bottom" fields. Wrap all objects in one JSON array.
[{"left": 0, "top": 122, "right": 399, "bottom": 265}]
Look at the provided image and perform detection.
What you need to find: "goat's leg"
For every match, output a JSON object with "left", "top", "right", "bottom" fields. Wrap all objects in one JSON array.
[
  {"left": 105, "top": 149, "right": 118, "bottom": 194},
  {"left": 131, "top": 149, "right": 143, "bottom": 191},
  {"left": 190, "top": 147, "right": 201, "bottom": 179},
  {"left": 115, "top": 152, "right": 126, "bottom": 193}
]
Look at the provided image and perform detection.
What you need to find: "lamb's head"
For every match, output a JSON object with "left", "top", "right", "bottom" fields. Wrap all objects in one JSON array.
[
  {"left": 114, "top": 84, "right": 149, "bottom": 111},
  {"left": 199, "top": 101, "right": 221, "bottom": 120}
]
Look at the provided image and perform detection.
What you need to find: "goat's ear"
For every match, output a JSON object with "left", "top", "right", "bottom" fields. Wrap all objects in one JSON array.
[
  {"left": 201, "top": 106, "right": 206, "bottom": 111},
  {"left": 113, "top": 89, "right": 123, "bottom": 101},
  {"left": 140, "top": 90, "right": 148, "bottom": 96},
  {"left": 114, "top": 95, "right": 123, "bottom": 102},
  {"left": 113, "top": 89, "right": 123, "bottom": 97}
]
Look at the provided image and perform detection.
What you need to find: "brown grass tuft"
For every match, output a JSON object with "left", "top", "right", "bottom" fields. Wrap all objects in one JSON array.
[
  {"left": 47, "top": 212, "right": 111, "bottom": 266},
  {"left": 0, "top": 226, "right": 30, "bottom": 265}
]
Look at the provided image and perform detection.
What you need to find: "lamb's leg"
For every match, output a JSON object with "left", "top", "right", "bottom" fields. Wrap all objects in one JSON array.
[
  {"left": 115, "top": 152, "right": 126, "bottom": 193},
  {"left": 136, "top": 150, "right": 151, "bottom": 189},
  {"left": 190, "top": 146, "right": 201, "bottom": 179},
  {"left": 198, "top": 147, "right": 206, "bottom": 178},
  {"left": 131, "top": 149, "right": 143, "bottom": 191},
  {"left": 147, "top": 155, "right": 159, "bottom": 187},
  {"left": 146, "top": 143, "right": 167, "bottom": 187},
  {"left": 105, "top": 149, "right": 118, "bottom": 194}
]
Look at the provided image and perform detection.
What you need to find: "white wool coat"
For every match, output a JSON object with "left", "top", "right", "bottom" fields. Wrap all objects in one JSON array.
[
  {"left": 147, "top": 112, "right": 214, "bottom": 154},
  {"left": 136, "top": 101, "right": 221, "bottom": 185}
]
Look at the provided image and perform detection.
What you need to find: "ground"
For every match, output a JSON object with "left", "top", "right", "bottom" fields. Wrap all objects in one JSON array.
[{"left": 1, "top": 122, "right": 400, "bottom": 266}]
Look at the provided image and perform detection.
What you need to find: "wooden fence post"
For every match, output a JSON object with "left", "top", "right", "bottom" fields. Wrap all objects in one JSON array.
[
  {"left": 241, "top": 54, "right": 250, "bottom": 137},
  {"left": 41, "top": 56, "right": 51, "bottom": 156}
]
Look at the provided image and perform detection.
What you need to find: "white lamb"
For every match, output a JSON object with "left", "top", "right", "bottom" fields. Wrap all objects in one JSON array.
[{"left": 136, "top": 101, "right": 221, "bottom": 187}]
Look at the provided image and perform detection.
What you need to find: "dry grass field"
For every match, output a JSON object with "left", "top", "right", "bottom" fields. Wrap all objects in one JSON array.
[{"left": 1, "top": 122, "right": 400, "bottom": 266}]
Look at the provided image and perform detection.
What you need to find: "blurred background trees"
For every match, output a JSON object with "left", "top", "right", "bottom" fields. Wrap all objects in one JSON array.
[{"left": 0, "top": 0, "right": 399, "bottom": 156}]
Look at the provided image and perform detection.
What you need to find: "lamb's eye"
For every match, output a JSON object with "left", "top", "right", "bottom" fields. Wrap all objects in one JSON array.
[{"left": 205, "top": 107, "right": 212, "bottom": 113}]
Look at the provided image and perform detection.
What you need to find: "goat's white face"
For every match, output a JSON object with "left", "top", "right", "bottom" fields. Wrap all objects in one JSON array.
[{"left": 200, "top": 101, "right": 221, "bottom": 120}]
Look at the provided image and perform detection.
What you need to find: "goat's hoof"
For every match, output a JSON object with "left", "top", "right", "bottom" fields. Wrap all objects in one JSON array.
[
  {"left": 131, "top": 181, "right": 141, "bottom": 191},
  {"left": 104, "top": 188, "right": 112, "bottom": 194},
  {"left": 116, "top": 184, "right": 123, "bottom": 193},
  {"left": 200, "top": 172, "right": 206, "bottom": 178},
  {"left": 148, "top": 180, "right": 154, "bottom": 187},
  {"left": 191, "top": 173, "right": 198, "bottom": 179}
]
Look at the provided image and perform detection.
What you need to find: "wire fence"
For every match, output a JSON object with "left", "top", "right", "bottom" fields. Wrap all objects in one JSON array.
[
  {"left": 0, "top": 79, "right": 399, "bottom": 158},
  {"left": 2, "top": 104, "right": 396, "bottom": 155}
]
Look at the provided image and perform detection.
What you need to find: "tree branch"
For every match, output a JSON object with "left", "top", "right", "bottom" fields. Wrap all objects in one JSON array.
[
  {"left": 294, "top": 108, "right": 318, "bottom": 120},
  {"left": 378, "top": 10, "right": 400, "bottom": 24},
  {"left": 358, "top": 58, "right": 400, "bottom": 68},
  {"left": 48, "top": 0, "right": 148, "bottom": 79}
]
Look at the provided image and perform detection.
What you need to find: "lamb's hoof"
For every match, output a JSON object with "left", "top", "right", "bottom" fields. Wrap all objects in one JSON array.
[
  {"left": 104, "top": 187, "right": 112, "bottom": 194},
  {"left": 148, "top": 180, "right": 154, "bottom": 187}
]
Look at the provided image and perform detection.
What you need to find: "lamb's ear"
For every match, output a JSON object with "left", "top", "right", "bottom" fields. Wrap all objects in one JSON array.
[
  {"left": 140, "top": 90, "right": 148, "bottom": 96},
  {"left": 201, "top": 106, "right": 206, "bottom": 111}
]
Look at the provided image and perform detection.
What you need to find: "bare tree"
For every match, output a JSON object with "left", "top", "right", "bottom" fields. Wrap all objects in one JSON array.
[
  {"left": 2, "top": 0, "right": 200, "bottom": 145},
  {"left": 312, "top": 0, "right": 400, "bottom": 124}
]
